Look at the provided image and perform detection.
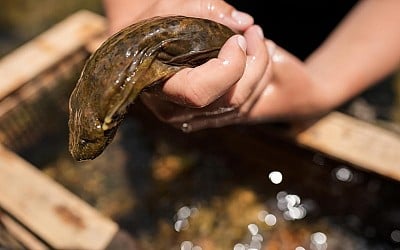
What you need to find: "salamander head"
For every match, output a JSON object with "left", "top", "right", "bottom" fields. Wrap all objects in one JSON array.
[{"left": 68, "top": 80, "right": 120, "bottom": 161}]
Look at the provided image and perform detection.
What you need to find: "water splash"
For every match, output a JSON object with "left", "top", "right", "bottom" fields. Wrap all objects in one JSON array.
[
  {"left": 276, "top": 191, "right": 307, "bottom": 220},
  {"left": 181, "top": 123, "right": 193, "bottom": 133},
  {"left": 310, "top": 232, "right": 328, "bottom": 250},
  {"left": 174, "top": 205, "right": 198, "bottom": 232}
]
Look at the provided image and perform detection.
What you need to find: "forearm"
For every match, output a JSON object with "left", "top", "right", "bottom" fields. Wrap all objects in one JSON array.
[{"left": 305, "top": 0, "right": 400, "bottom": 108}]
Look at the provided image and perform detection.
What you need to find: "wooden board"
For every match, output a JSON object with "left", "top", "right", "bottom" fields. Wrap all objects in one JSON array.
[
  {"left": 296, "top": 112, "right": 400, "bottom": 181},
  {"left": 0, "top": 212, "right": 49, "bottom": 250},
  {"left": 0, "top": 144, "right": 118, "bottom": 250},
  {"left": 0, "top": 9, "right": 107, "bottom": 100}
]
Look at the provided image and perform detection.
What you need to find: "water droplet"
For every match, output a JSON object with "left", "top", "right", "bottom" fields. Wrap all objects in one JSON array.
[
  {"left": 180, "top": 241, "right": 193, "bottom": 250},
  {"left": 177, "top": 206, "right": 191, "bottom": 219},
  {"left": 276, "top": 191, "right": 287, "bottom": 200},
  {"left": 125, "top": 49, "right": 132, "bottom": 57},
  {"left": 251, "top": 234, "right": 264, "bottom": 242},
  {"left": 268, "top": 171, "right": 283, "bottom": 184},
  {"left": 272, "top": 53, "right": 283, "bottom": 63},
  {"left": 311, "top": 232, "right": 327, "bottom": 245},
  {"left": 287, "top": 206, "right": 306, "bottom": 220},
  {"left": 174, "top": 219, "right": 189, "bottom": 232},
  {"left": 333, "top": 166, "right": 353, "bottom": 182},
  {"left": 391, "top": 229, "right": 400, "bottom": 242},
  {"left": 249, "top": 239, "right": 262, "bottom": 250},
  {"left": 233, "top": 243, "right": 246, "bottom": 250},
  {"left": 285, "top": 194, "right": 301, "bottom": 207},
  {"left": 190, "top": 207, "right": 199, "bottom": 217},
  {"left": 310, "top": 232, "right": 328, "bottom": 250},
  {"left": 252, "top": 234, "right": 263, "bottom": 242},
  {"left": 257, "top": 210, "right": 268, "bottom": 222},
  {"left": 277, "top": 192, "right": 307, "bottom": 220},
  {"left": 265, "top": 214, "right": 277, "bottom": 226},
  {"left": 248, "top": 223, "right": 259, "bottom": 236},
  {"left": 181, "top": 123, "right": 192, "bottom": 133}
]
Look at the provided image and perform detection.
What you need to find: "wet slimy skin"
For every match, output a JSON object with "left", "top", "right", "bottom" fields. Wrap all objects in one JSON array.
[{"left": 68, "top": 16, "right": 235, "bottom": 161}]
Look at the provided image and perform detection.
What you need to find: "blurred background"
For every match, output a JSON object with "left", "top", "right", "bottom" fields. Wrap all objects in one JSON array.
[{"left": 0, "top": 0, "right": 103, "bottom": 57}]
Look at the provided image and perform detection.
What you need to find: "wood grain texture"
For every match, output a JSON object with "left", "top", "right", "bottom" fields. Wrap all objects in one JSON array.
[
  {"left": 0, "top": 212, "right": 49, "bottom": 250},
  {"left": 0, "top": 10, "right": 107, "bottom": 100},
  {"left": 0, "top": 144, "right": 118, "bottom": 250},
  {"left": 296, "top": 112, "right": 400, "bottom": 180}
]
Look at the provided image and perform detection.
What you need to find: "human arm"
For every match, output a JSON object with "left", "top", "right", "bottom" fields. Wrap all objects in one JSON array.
[
  {"left": 303, "top": 0, "right": 400, "bottom": 114},
  {"left": 243, "top": 0, "right": 400, "bottom": 122}
]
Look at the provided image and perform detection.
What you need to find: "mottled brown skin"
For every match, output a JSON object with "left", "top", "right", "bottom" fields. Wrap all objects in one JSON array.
[{"left": 68, "top": 16, "right": 235, "bottom": 161}]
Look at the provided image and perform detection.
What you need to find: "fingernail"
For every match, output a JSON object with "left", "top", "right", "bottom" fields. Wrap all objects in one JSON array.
[
  {"left": 237, "top": 35, "right": 247, "bottom": 52},
  {"left": 231, "top": 10, "right": 253, "bottom": 26},
  {"left": 266, "top": 40, "right": 277, "bottom": 56},
  {"left": 254, "top": 25, "right": 264, "bottom": 39}
]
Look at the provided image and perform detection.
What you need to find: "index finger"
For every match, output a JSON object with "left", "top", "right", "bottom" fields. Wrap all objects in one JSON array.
[{"left": 161, "top": 34, "right": 247, "bottom": 107}]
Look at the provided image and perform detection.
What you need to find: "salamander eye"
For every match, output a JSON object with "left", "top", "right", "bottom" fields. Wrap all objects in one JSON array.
[{"left": 80, "top": 137, "right": 97, "bottom": 145}]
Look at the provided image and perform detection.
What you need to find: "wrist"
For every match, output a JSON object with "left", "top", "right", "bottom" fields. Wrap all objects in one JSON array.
[{"left": 305, "top": 56, "right": 361, "bottom": 114}]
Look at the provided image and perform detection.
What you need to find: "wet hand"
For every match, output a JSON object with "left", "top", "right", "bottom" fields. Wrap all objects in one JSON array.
[
  {"left": 141, "top": 24, "right": 272, "bottom": 131},
  {"left": 142, "top": 29, "right": 332, "bottom": 131}
]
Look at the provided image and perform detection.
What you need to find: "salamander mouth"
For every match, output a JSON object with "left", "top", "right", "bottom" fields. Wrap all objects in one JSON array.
[{"left": 70, "top": 140, "right": 104, "bottom": 161}]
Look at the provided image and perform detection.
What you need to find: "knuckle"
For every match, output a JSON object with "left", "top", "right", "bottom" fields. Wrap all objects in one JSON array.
[
  {"left": 184, "top": 83, "right": 209, "bottom": 107},
  {"left": 199, "top": 0, "right": 232, "bottom": 19}
]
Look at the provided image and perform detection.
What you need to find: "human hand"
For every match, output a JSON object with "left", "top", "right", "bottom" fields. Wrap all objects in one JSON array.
[
  {"left": 103, "top": 0, "right": 333, "bottom": 132},
  {"left": 141, "top": 35, "right": 332, "bottom": 132},
  {"left": 141, "top": 23, "right": 272, "bottom": 131}
]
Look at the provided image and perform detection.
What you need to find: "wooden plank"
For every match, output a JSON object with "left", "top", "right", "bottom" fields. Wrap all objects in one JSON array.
[
  {"left": 296, "top": 111, "right": 400, "bottom": 180},
  {"left": 0, "top": 144, "right": 118, "bottom": 250},
  {"left": 0, "top": 10, "right": 107, "bottom": 100},
  {"left": 0, "top": 212, "right": 49, "bottom": 250}
]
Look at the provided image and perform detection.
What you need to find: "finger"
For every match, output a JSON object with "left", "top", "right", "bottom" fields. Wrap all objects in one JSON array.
[
  {"left": 140, "top": 92, "right": 196, "bottom": 122},
  {"left": 196, "top": 0, "right": 254, "bottom": 31},
  {"left": 247, "top": 44, "right": 313, "bottom": 120},
  {"left": 237, "top": 39, "right": 276, "bottom": 113},
  {"left": 223, "top": 25, "right": 270, "bottom": 110},
  {"left": 173, "top": 108, "right": 243, "bottom": 132},
  {"left": 162, "top": 34, "right": 247, "bottom": 107},
  {"left": 141, "top": 91, "right": 236, "bottom": 123}
]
